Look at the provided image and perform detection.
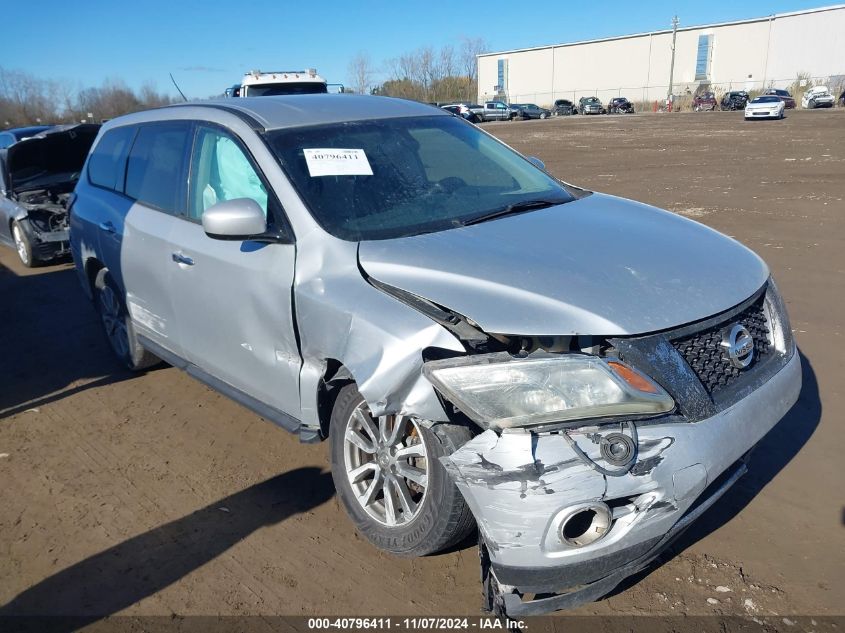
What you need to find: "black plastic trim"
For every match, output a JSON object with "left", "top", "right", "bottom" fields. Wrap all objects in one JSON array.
[{"left": 138, "top": 335, "right": 301, "bottom": 435}]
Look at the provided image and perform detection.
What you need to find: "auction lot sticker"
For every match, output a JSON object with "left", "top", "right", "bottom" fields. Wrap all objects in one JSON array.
[{"left": 304, "top": 148, "right": 373, "bottom": 177}]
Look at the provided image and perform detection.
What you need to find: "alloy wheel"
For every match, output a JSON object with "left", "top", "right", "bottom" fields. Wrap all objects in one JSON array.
[
  {"left": 12, "top": 225, "right": 29, "bottom": 265},
  {"left": 98, "top": 283, "right": 129, "bottom": 360},
  {"left": 343, "top": 403, "right": 429, "bottom": 527}
]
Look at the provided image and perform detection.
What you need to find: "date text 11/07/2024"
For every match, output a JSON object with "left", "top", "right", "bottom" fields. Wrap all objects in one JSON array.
[{"left": 307, "top": 617, "right": 527, "bottom": 630}]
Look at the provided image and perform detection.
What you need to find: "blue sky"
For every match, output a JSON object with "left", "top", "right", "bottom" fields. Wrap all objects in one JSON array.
[{"left": 2, "top": 0, "right": 832, "bottom": 98}]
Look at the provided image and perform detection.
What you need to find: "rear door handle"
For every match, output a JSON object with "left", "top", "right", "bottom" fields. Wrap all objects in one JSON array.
[
  {"left": 98, "top": 221, "right": 116, "bottom": 233},
  {"left": 171, "top": 252, "right": 195, "bottom": 266}
]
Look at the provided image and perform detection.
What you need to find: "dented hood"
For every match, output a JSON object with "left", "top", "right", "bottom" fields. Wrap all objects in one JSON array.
[{"left": 359, "top": 193, "right": 769, "bottom": 336}]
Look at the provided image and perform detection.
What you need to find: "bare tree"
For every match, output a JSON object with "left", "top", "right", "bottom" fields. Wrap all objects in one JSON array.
[
  {"left": 348, "top": 52, "right": 374, "bottom": 95},
  {"left": 460, "top": 37, "right": 488, "bottom": 100},
  {"left": 0, "top": 67, "right": 60, "bottom": 126}
]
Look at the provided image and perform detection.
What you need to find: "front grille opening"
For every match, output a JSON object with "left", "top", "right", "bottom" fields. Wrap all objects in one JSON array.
[{"left": 672, "top": 296, "right": 771, "bottom": 394}]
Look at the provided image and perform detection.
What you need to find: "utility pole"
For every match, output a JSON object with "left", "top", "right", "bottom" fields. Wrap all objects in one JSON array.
[{"left": 667, "top": 15, "right": 679, "bottom": 102}]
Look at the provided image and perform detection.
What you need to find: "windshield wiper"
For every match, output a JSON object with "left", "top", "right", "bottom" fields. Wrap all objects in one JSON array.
[{"left": 461, "top": 198, "right": 568, "bottom": 226}]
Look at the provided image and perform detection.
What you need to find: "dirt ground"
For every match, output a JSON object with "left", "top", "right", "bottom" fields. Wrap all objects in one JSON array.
[{"left": 0, "top": 109, "right": 843, "bottom": 624}]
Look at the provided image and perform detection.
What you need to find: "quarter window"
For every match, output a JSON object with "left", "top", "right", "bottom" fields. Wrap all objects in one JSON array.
[
  {"left": 188, "top": 126, "right": 268, "bottom": 220},
  {"left": 88, "top": 125, "right": 136, "bottom": 192},
  {"left": 125, "top": 122, "right": 192, "bottom": 214}
]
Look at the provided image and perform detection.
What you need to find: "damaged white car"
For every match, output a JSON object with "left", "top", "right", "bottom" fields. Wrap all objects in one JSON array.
[
  {"left": 69, "top": 96, "right": 801, "bottom": 616},
  {"left": 0, "top": 124, "right": 99, "bottom": 267}
]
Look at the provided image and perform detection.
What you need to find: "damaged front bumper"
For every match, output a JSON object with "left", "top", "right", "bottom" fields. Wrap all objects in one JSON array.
[
  {"left": 442, "top": 348, "right": 801, "bottom": 616},
  {"left": 19, "top": 217, "right": 71, "bottom": 261}
]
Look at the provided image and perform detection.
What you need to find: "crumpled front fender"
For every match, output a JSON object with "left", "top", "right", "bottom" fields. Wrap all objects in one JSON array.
[{"left": 295, "top": 236, "right": 464, "bottom": 436}]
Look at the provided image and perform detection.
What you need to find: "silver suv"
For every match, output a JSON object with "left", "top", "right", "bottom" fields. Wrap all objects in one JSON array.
[{"left": 70, "top": 95, "right": 801, "bottom": 616}]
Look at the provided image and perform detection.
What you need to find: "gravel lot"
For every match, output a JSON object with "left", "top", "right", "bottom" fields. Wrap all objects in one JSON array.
[{"left": 0, "top": 109, "right": 842, "bottom": 623}]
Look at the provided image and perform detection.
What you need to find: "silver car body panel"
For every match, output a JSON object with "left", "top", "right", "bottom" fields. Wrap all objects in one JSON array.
[
  {"left": 293, "top": 233, "right": 464, "bottom": 429},
  {"left": 359, "top": 193, "right": 769, "bottom": 336},
  {"left": 166, "top": 217, "right": 301, "bottom": 418}
]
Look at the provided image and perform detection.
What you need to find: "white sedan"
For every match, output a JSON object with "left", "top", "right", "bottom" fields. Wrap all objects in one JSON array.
[{"left": 744, "top": 95, "right": 786, "bottom": 120}]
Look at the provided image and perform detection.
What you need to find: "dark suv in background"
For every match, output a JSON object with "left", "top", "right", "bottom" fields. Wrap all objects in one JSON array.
[
  {"left": 552, "top": 99, "right": 575, "bottom": 116},
  {"left": 606, "top": 97, "right": 634, "bottom": 114},
  {"left": 721, "top": 91, "right": 749, "bottom": 111},
  {"left": 577, "top": 96, "right": 605, "bottom": 115}
]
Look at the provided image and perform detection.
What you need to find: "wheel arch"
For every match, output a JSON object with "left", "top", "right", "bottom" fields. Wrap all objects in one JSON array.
[
  {"left": 316, "top": 358, "right": 356, "bottom": 440},
  {"left": 84, "top": 257, "right": 107, "bottom": 300}
]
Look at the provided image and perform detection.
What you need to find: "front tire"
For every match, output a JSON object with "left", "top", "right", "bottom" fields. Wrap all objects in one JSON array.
[
  {"left": 94, "top": 269, "right": 159, "bottom": 371},
  {"left": 11, "top": 220, "right": 36, "bottom": 268},
  {"left": 330, "top": 383, "right": 475, "bottom": 556}
]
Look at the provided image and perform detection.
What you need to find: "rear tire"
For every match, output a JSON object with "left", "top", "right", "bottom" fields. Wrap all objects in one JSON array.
[
  {"left": 329, "top": 383, "right": 476, "bottom": 556},
  {"left": 11, "top": 221, "right": 36, "bottom": 268},
  {"left": 94, "top": 269, "right": 159, "bottom": 371}
]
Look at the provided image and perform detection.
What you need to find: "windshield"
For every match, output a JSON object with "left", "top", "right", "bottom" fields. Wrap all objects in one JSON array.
[
  {"left": 753, "top": 96, "right": 779, "bottom": 103},
  {"left": 267, "top": 115, "right": 575, "bottom": 241},
  {"left": 247, "top": 82, "right": 328, "bottom": 96}
]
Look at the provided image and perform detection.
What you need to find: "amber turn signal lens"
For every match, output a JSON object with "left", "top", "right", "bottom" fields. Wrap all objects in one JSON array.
[{"left": 607, "top": 361, "right": 659, "bottom": 394}]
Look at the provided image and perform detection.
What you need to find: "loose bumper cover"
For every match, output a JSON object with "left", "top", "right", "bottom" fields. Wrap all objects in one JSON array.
[{"left": 441, "top": 319, "right": 801, "bottom": 615}]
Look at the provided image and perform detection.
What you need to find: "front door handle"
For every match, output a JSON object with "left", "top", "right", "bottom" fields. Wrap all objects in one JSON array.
[
  {"left": 171, "top": 252, "right": 195, "bottom": 266},
  {"left": 98, "top": 221, "right": 116, "bottom": 233}
]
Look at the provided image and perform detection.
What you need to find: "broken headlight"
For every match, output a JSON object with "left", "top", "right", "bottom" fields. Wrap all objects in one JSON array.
[{"left": 423, "top": 352, "right": 673, "bottom": 430}]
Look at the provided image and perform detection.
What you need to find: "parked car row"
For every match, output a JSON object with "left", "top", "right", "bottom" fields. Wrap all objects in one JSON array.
[
  {"left": 557, "top": 96, "right": 635, "bottom": 115},
  {"left": 692, "top": 86, "right": 836, "bottom": 113},
  {"left": 440, "top": 101, "right": 549, "bottom": 122},
  {"left": 440, "top": 96, "right": 639, "bottom": 122}
]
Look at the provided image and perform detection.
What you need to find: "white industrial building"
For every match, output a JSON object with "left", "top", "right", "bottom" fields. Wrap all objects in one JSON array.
[{"left": 477, "top": 4, "right": 845, "bottom": 106}]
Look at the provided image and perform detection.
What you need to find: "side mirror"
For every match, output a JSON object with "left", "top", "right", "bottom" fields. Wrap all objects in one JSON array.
[
  {"left": 202, "top": 198, "right": 267, "bottom": 240},
  {"left": 527, "top": 156, "right": 545, "bottom": 171}
]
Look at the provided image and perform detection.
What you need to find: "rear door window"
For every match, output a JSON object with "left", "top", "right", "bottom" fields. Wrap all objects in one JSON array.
[
  {"left": 125, "top": 121, "right": 192, "bottom": 214},
  {"left": 88, "top": 125, "right": 136, "bottom": 192}
]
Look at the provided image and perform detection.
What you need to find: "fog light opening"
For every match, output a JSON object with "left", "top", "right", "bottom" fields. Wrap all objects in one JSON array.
[{"left": 559, "top": 503, "right": 612, "bottom": 547}]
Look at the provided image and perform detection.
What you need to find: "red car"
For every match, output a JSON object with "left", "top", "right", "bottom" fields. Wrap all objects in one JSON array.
[
  {"left": 692, "top": 92, "right": 718, "bottom": 111},
  {"left": 764, "top": 89, "right": 797, "bottom": 109}
]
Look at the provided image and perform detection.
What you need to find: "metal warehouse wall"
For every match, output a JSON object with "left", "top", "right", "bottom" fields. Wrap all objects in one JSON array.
[{"left": 478, "top": 4, "right": 845, "bottom": 106}]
